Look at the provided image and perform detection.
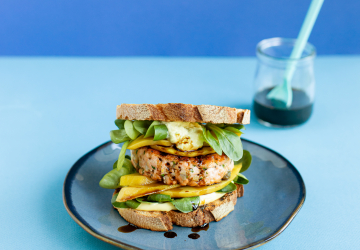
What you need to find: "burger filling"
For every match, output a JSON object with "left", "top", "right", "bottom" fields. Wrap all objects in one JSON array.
[
  {"left": 100, "top": 119, "right": 251, "bottom": 214},
  {"left": 131, "top": 147, "right": 234, "bottom": 186}
]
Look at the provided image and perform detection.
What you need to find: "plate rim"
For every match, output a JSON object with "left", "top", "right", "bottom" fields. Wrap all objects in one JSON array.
[{"left": 63, "top": 138, "right": 306, "bottom": 250}]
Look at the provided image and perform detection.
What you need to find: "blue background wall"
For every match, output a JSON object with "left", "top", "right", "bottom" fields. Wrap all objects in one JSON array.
[{"left": 0, "top": 0, "right": 359, "bottom": 56}]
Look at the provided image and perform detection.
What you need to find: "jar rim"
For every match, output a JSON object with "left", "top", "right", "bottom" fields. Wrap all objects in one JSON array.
[{"left": 256, "top": 37, "right": 316, "bottom": 62}]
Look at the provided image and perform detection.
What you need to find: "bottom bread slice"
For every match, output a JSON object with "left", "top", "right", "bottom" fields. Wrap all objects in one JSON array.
[{"left": 116, "top": 184, "right": 244, "bottom": 231}]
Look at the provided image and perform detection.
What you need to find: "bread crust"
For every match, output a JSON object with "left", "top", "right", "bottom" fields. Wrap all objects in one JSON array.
[
  {"left": 116, "top": 103, "right": 250, "bottom": 124},
  {"left": 117, "top": 209, "right": 173, "bottom": 231},
  {"left": 115, "top": 184, "right": 244, "bottom": 231}
]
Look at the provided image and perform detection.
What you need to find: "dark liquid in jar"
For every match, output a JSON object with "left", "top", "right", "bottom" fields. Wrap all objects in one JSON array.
[{"left": 254, "top": 87, "right": 313, "bottom": 126}]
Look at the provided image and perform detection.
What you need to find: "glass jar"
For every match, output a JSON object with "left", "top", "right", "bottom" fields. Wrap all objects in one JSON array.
[{"left": 253, "top": 37, "right": 316, "bottom": 127}]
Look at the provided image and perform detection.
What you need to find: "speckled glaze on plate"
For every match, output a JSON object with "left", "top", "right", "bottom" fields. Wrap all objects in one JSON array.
[{"left": 63, "top": 139, "right": 305, "bottom": 250}]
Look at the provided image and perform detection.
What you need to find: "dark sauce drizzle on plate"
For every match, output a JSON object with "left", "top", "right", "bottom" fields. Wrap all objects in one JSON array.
[
  {"left": 188, "top": 223, "right": 209, "bottom": 239},
  {"left": 191, "top": 223, "right": 209, "bottom": 232},
  {"left": 118, "top": 223, "right": 208, "bottom": 240},
  {"left": 118, "top": 224, "right": 138, "bottom": 233},
  {"left": 164, "top": 232, "right": 177, "bottom": 238},
  {"left": 188, "top": 233, "right": 200, "bottom": 239}
]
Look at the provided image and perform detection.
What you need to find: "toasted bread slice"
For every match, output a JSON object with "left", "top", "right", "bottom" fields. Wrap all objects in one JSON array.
[
  {"left": 115, "top": 184, "right": 244, "bottom": 231},
  {"left": 118, "top": 209, "right": 173, "bottom": 231},
  {"left": 116, "top": 103, "right": 250, "bottom": 124}
]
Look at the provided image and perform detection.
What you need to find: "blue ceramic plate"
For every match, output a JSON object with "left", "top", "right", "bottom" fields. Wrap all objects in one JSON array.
[{"left": 63, "top": 139, "right": 305, "bottom": 250}]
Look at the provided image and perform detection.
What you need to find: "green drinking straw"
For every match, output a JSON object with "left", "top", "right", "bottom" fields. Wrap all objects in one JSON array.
[{"left": 267, "top": 0, "right": 324, "bottom": 108}]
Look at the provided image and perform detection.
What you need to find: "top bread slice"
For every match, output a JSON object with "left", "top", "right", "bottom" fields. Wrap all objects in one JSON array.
[{"left": 116, "top": 103, "right": 250, "bottom": 124}]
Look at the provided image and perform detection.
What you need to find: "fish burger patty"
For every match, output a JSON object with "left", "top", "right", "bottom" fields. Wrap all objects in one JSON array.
[{"left": 131, "top": 146, "right": 234, "bottom": 186}]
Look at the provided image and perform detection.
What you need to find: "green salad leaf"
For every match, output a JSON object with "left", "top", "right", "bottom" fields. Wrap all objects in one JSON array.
[
  {"left": 122, "top": 158, "right": 136, "bottom": 173},
  {"left": 239, "top": 150, "right": 252, "bottom": 173},
  {"left": 100, "top": 158, "right": 136, "bottom": 188},
  {"left": 234, "top": 173, "right": 249, "bottom": 185},
  {"left": 206, "top": 130, "right": 222, "bottom": 155},
  {"left": 208, "top": 125, "right": 243, "bottom": 161},
  {"left": 144, "top": 121, "right": 160, "bottom": 138},
  {"left": 112, "top": 202, "right": 128, "bottom": 208},
  {"left": 171, "top": 196, "right": 200, "bottom": 213},
  {"left": 227, "top": 124, "right": 245, "bottom": 131},
  {"left": 147, "top": 194, "right": 172, "bottom": 202},
  {"left": 133, "top": 120, "right": 152, "bottom": 134},
  {"left": 111, "top": 192, "right": 129, "bottom": 208},
  {"left": 99, "top": 168, "right": 124, "bottom": 189},
  {"left": 115, "top": 119, "right": 126, "bottom": 129},
  {"left": 111, "top": 192, "right": 118, "bottom": 203},
  {"left": 202, "top": 127, "right": 222, "bottom": 155},
  {"left": 112, "top": 158, "right": 135, "bottom": 170},
  {"left": 170, "top": 198, "right": 192, "bottom": 213},
  {"left": 224, "top": 126, "right": 242, "bottom": 135},
  {"left": 111, "top": 193, "right": 141, "bottom": 209},
  {"left": 110, "top": 129, "right": 130, "bottom": 144},
  {"left": 154, "top": 124, "right": 168, "bottom": 141},
  {"left": 117, "top": 141, "right": 130, "bottom": 170},
  {"left": 125, "top": 199, "right": 141, "bottom": 209},
  {"left": 136, "top": 197, "right": 152, "bottom": 203},
  {"left": 124, "top": 120, "right": 140, "bottom": 140},
  {"left": 216, "top": 182, "right": 237, "bottom": 193}
]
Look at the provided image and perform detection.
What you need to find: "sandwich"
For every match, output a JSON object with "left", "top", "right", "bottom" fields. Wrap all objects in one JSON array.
[{"left": 99, "top": 103, "right": 252, "bottom": 231}]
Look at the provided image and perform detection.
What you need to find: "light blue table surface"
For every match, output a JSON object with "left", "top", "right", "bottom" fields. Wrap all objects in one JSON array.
[{"left": 1, "top": 56, "right": 359, "bottom": 250}]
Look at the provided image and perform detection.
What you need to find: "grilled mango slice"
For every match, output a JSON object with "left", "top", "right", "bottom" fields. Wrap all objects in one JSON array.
[
  {"left": 127, "top": 135, "right": 172, "bottom": 150},
  {"left": 160, "top": 162, "right": 242, "bottom": 198},
  {"left": 116, "top": 184, "right": 180, "bottom": 202},
  {"left": 120, "top": 173, "right": 158, "bottom": 186},
  {"left": 150, "top": 145, "right": 216, "bottom": 157}
]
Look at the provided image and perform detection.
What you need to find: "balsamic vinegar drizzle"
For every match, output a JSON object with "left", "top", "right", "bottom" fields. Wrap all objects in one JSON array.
[
  {"left": 191, "top": 223, "right": 209, "bottom": 232},
  {"left": 164, "top": 232, "right": 177, "bottom": 238},
  {"left": 188, "top": 223, "right": 208, "bottom": 239},
  {"left": 118, "top": 224, "right": 138, "bottom": 233},
  {"left": 118, "top": 223, "right": 208, "bottom": 240},
  {"left": 188, "top": 233, "right": 200, "bottom": 239}
]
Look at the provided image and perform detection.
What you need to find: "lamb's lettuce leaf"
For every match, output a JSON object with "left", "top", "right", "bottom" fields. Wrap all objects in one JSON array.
[
  {"left": 216, "top": 182, "right": 237, "bottom": 193},
  {"left": 208, "top": 125, "right": 243, "bottom": 161},
  {"left": 117, "top": 141, "right": 131, "bottom": 170},
  {"left": 110, "top": 129, "right": 130, "bottom": 144},
  {"left": 133, "top": 120, "right": 152, "bottom": 134},
  {"left": 147, "top": 194, "right": 172, "bottom": 202},
  {"left": 154, "top": 124, "right": 168, "bottom": 141},
  {"left": 111, "top": 192, "right": 129, "bottom": 208},
  {"left": 171, "top": 196, "right": 200, "bottom": 213},
  {"left": 125, "top": 199, "right": 141, "bottom": 209},
  {"left": 234, "top": 173, "right": 249, "bottom": 185},
  {"left": 115, "top": 119, "right": 126, "bottom": 129},
  {"left": 144, "top": 121, "right": 160, "bottom": 138},
  {"left": 124, "top": 120, "right": 140, "bottom": 140},
  {"left": 202, "top": 127, "right": 222, "bottom": 155},
  {"left": 239, "top": 150, "right": 252, "bottom": 173}
]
